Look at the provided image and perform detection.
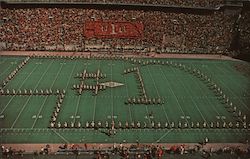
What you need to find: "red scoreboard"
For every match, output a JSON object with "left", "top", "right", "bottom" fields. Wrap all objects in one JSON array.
[{"left": 84, "top": 20, "right": 144, "bottom": 39}]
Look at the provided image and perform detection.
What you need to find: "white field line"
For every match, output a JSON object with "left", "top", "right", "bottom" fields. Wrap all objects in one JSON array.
[
  {"left": 12, "top": 60, "right": 62, "bottom": 128},
  {"left": 73, "top": 60, "right": 89, "bottom": 122},
  {"left": 200, "top": 65, "right": 244, "bottom": 124},
  {"left": 48, "top": 60, "right": 65, "bottom": 88},
  {"left": 147, "top": 65, "right": 170, "bottom": 123},
  {"left": 92, "top": 60, "right": 100, "bottom": 122},
  {"left": 221, "top": 62, "right": 250, "bottom": 96},
  {"left": 32, "top": 60, "right": 68, "bottom": 128},
  {"left": 0, "top": 59, "right": 44, "bottom": 114},
  {"left": 10, "top": 96, "right": 33, "bottom": 128},
  {"left": 31, "top": 97, "right": 48, "bottom": 128},
  {"left": 143, "top": 101, "right": 152, "bottom": 125},
  {"left": 159, "top": 66, "right": 189, "bottom": 125},
  {"left": 32, "top": 60, "right": 54, "bottom": 89},
  {"left": 51, "top": 129, "right": 70, "bottom": 144},
  {"left": 191, "top": 77, "right": 229, "bottom": 124},
  {"left": 189, "top": 63, "right": 229, "bottom": 124},
  {"left": 135, "top": 67, "right": 151, "bottom": 125},
  {"left": 122, "top": 62, "right": 133, "bottom": 123},
  {"left": 61, "top": 60, "right": 79, "bottom": 123},
  {"left": 65, "top": 60, "right": 78, "bottom": 90},
  {"left": 0, "top": 58, "right": 7, "bottom": 65},
  {"left": 0, "top": 59, "right": 18, "bottom": 77},
  {"left": 0, "top": 127, "right": 246, "bottom": 132},
  {"left": 155, "top": 128, "right": 173, "bottom": 143},
  {"left": 31, "top": 60, "right": 57, "bottom": 128},
  {"left": 110, "top": 61, "right": 114, "bottom": 120},
  {"left": 212, "top": 64, "right": 249, "bottom": 111},
  {"left": 74, "top": 96, "right": 81, "bottom": 123},
  {"left": 171, "top": 67, "right": 207, "bottom": 122}
]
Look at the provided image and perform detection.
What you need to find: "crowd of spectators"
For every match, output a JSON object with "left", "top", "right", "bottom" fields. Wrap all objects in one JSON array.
[
  {"left": 239, "top": 10, "right": 250, "bottom": 54},
  {"left": 4, "top": 0, "right": 225, "bottom": 8},
  {"left": 81, "top": 0, "right": 225, "bottom": 7},
  {"left": 0, "top": 7, "right": 241, "bottom": 54},
  {"left": 2, "top": 142, "right": 250, "bottom": 159}
]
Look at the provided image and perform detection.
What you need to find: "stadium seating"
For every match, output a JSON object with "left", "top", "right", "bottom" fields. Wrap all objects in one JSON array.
[{"left": 0, "top": 7, "right": 246, "bottom": 55}]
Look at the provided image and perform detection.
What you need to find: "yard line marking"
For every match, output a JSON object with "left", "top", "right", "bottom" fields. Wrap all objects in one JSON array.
[
  {"left": 0, "top": 59, "right": 18, "bottom": 77},
  {"left": 0, "top": 58, "right": 7, "bottom": 65},
  {"left": 49, "top": 60, "right": 65, "bottom": 88},
  {"left": 31, "top": 60, "right": 54, "bottom": 90},
  {"left": 92, "top": 60, "right": 101, "bottom": 122},
  {"left": 216, "top": 62, "right": 250, "bottom": 89},
  {"left": 171, "top": 68, "right": 207, "bottom": 122},
  {"left": 64, "top": 60, "right": 81, "bottom": 123},
  {"left": 212, "top": 63, "right": 249, "bottom": 111},
  {"left": 74, "top": 96, "right": 81, "bottom": 123},
  {"left": 145, "top": 66, "right": 161, "bottom": 97},
  {"left": 122, "top": 62, "right": 133, "bottom": 123},
  {"left": 1, "top": 58, "right": 30, "bottom": 89},
  {"left": 13, "top": 59, "right": 65, "bottom": 128},
  {"left": 155, "top": 128, "right": 173, "bottom": 143},
  {"left": 1, "top": 127, "right": 246, "bottom": 131},
  {"left": 135, "top": 67, "right": 151, "bottom": 125},
  {"left": 200, "top": 64, "right": 245, "bottom": 124},
  {"left": 189, "top": 63, "right": 228, "bottom": 124},
  {"left": 191, "top": 79, "right": 228, "bottom": 124},
  {"left": 92, "top": 96, "right": 97, "bottom": 121},
  {"left": 111, "top": 61, "right": 114, "bottom": 121},
  {"left": 11, "top": 59, "right": 60, "bottom": 128},
  {"left": 159, "top": 66, "right": 189, "bottom": 125},
  {"left": 221, "top": 62, "right": 250, "bottom": 96},
  {"left": 32, "top": 58, "right": 66, "bottom": 129},
  {"left": 202, "top": 64, "right": 248, "bottom": 119},
  {"left": 0, "top": 59, "right": 44, "bottom": 114},
  {"left": 71, "top": 59, "right": 89, "bottom": 123},
  {"left": 31, "top": 97, "right": 48, "bottom": 128},
  {"left": 0, "top": 59, "right": 10, "bottom": 68},
  {"left": 31, "top": 60, "right": 56, "bottom": 128},
  {"left": 144, "top": 105, "right": 152, "bottom": 124},
  {"left": 10, "top": 96, "right": 32, "bottom": 128},
  {"left": 65, "top": 60, "right": 78, "bottom": 90},
  {"left": 147, "top": 65, "right": 170, "bottom": 123},
  {"left": 51, "top": 129, "right": 70, "bottom": 144}
]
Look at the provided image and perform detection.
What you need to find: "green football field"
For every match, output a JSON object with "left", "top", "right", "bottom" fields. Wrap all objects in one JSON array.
[{"left": 0, "top": 55, "right": 249, "bottom": 144}]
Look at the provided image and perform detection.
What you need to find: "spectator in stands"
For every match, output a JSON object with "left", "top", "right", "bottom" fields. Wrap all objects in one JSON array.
[{"left": 0, "top": 7, "right": 240, "bottom": 55}]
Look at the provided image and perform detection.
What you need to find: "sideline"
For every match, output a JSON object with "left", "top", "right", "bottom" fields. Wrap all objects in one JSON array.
[{"left": 0, "top": 51, "right": 240, "bottom": 61}]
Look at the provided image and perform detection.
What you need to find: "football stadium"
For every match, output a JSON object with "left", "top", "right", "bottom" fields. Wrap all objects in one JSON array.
[{"left": 0, "top": 0, "right": 250, "bottom": 158}]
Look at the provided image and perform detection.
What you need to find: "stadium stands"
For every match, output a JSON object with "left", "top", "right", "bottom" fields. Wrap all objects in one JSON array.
[
  {"left": 239, "top": 10, "right": 250, "bottom": 53},
  {"left": 2, "top": 0, "right": 225, "bottom": 7},
  {"left": 0, "top": 1, "right": 249, "bottom": 159},
  {"left": 0, "top": 8, "right": 241, "bottom": 54}
]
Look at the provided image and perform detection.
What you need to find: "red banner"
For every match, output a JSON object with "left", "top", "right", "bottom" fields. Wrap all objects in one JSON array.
[{"left": 84, "top": 20, "right": 143, "bottom": 39}]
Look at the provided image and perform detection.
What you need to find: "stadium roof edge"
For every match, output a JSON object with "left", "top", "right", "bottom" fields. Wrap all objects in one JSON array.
[{"left": 0, "top": 1, "right": 244, "bottom": 11}]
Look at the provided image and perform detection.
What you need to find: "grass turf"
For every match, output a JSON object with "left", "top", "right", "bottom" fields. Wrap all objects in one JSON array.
[{"left": 0, "top": 56, "right": 249, "bottom": 143}]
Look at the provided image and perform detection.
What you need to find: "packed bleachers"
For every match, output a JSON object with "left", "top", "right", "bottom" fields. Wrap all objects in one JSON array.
[
  {"left": 3, "top": 0, "right": 225, "bottom": 7},
  {"left": 1, "top": 8, "right": 241, "bottom": 54},
  {"left": 239, "top": 10, "right": 250, "bottom": 53},
  {"left": 83, "top": 0, "right": 225, "bottom": 7}
]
